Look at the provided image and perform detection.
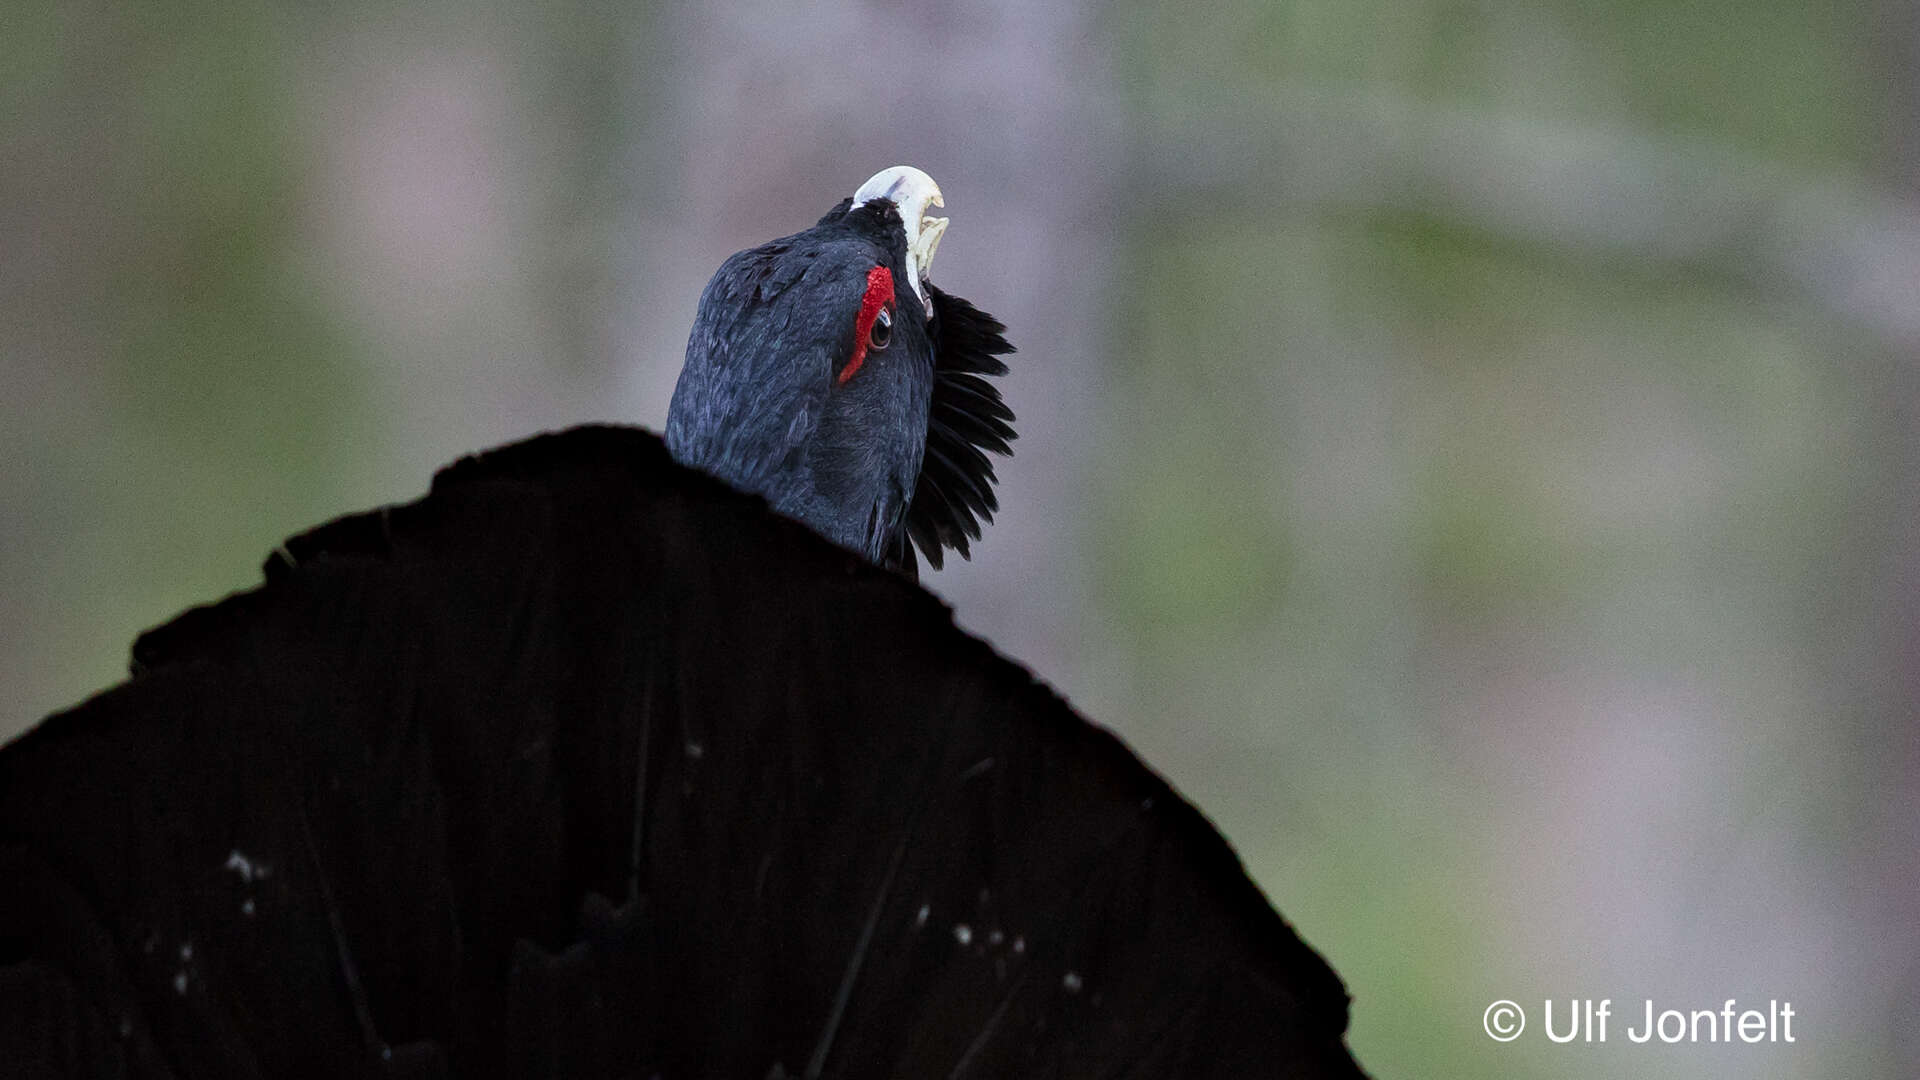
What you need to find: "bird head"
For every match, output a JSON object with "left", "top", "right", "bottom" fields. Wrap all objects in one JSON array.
[{"left": 666, "top": 166, "right": 1015, "bottom": 574}]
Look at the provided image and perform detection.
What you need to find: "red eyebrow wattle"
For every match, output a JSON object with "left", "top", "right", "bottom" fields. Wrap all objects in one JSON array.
[{"left": 837, "top": 265, "right": 895, "bottom": 385}]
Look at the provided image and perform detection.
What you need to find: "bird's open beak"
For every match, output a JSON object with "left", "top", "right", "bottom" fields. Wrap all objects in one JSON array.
[{"left": 853, "top": 165, "right": 947, "bottom": 316}]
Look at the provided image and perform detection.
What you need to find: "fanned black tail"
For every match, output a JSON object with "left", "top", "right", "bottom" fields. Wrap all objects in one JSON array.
[{"left": 0, "top": 426, "right": 1365, "bottom": 1079}]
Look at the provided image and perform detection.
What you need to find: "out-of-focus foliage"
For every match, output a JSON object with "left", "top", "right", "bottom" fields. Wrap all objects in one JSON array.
[
  {"left": 1096, "top": 4, "right": 1911, "bottom": 1077},
  {"left": 3, "top": 4, "right": 1912, "bottom": 1078}
]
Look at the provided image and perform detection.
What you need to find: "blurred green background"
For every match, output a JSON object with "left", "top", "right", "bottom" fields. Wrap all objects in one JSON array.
[{"left": 4, "top": 4, "right": 1915, "bottom": 1077}]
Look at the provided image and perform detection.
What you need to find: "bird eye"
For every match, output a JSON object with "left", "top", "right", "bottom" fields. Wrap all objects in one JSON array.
[{"left": 868, "top": 305, "right": 893, "bottom": 351}]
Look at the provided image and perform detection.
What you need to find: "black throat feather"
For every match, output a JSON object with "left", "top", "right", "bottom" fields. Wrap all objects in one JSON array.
[{"left": 893, "top": 284, "right": 1017, "bottom": 575}]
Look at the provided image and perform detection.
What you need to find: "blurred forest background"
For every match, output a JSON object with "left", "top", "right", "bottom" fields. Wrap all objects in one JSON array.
[{"left": 4, "top": 3, "right": 1916, "bottom": 1077}]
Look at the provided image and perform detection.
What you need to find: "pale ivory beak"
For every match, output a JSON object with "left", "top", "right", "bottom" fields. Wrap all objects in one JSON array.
[{"left": 852, "top": 165, "right": 947, "bottom": 315}]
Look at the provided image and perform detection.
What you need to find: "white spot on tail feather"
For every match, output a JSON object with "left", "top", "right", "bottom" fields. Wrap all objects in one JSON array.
[{"left": 225, "top": 850, "right": 269, "bottom": 882}]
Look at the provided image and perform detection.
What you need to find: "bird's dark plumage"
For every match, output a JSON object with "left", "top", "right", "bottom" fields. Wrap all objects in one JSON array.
[
  {"left": 0, "top": 427, "right": 1363, "bottom": 1079},
  {"left": 666, "top": 172, "right": 1016, "bottom": 575},
  {"left": 905, "top": 282, "right": 1016, "bottom": 573}
]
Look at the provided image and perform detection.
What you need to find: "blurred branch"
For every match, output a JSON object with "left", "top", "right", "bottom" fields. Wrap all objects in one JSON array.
[{"left": 1131, "top": 84, "right": 1920, "bottom": 349}]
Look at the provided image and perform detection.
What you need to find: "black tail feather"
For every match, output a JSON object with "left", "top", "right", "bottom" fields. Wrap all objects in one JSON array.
[{"left": 1, "top": 426, "right": 1365, "bottom": 1079}]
